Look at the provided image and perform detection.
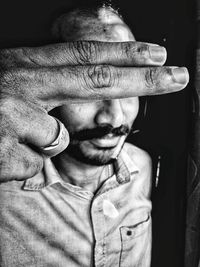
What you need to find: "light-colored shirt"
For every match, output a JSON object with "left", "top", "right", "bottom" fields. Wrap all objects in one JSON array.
[{"left": 0, "top": 143, "right": 152, "bottom": 267}]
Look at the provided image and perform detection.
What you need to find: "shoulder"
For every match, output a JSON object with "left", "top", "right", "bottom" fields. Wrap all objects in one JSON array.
[
  {"left": 122, "top": 142, "right": 152, "bottom": 171},
  {"left": 122, "top": 143, "right": 152, "bottom": 196}
]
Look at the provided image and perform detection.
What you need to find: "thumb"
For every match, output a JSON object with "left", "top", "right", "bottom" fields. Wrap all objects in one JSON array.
[{"left": 39, "top": 118, "right": 70, "bottom": 157}]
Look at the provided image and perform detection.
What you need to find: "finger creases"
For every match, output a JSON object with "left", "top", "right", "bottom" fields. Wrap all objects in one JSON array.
[
  {"left": 40, "top": 118, "right": 70, "bottom": 157},
  {"left": 62, "top": 41, "right": 167, "bottom": 67},
  {"left": 9, "top": 41, "right": 166, "bottom": 68},
  {"left": 21, "top": 111, "right": 69, "bottom": 157},
  {"left": 53, "top": 65, "right": 189, "bottom": 102},
  {"left": 26, "top": 65, "right": 189, "bottom": 110},
  {"left": 85, "top": 65, "right": 189, "bottom": 98},
  {"left": 0, "top": 98, "right": 69, "bottom": 155}
]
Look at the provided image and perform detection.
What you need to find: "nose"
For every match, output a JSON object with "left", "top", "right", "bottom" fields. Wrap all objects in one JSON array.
[{"left": 95, "top": 100, "right": 124, "bottom": 128}]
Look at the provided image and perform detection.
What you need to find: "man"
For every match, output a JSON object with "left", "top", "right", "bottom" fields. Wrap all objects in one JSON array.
[
  {"left": 0, "top": 4, "right": 177, "bottom": 267},
  {"left": 0, "top": 10, "right": 188, "bottom": 182},
  {"left": 0, "top": 3, "right": 189, "bottom": 267}
]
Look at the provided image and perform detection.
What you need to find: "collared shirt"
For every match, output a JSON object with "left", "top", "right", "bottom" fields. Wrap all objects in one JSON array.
[{"left": 0, "top": 143, "right": 152, "bottom": 267}]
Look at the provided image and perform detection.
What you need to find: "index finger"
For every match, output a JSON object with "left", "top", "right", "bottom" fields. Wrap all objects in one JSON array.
[
  {"left": 11, "top": 65, "right": 188, "bottom": 111},
  {"left": 0, "top": 41, "right": 167, "bottom": 68}
]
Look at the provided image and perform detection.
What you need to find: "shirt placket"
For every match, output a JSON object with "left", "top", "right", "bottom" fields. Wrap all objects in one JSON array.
[{"left": 91, "top": 194, "right": 107, "bottom": 267}]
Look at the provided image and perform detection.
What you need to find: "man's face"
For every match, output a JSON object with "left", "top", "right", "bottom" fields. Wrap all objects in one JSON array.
[{"left": 57, "top": 22, "right": 139, "bottom": 165}]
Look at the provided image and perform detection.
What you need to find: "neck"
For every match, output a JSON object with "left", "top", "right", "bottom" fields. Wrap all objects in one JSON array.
[{"left": 53, "top": 152, "right": 113, "bottom": 193}]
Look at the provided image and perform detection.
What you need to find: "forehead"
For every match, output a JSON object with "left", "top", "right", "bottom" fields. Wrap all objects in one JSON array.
[
  {"left": 107, "top": 24, "right": 135, "bottom": 42},
  {"left": 98, "top": 8, "right": 135, "bottom": 42},
  {"left": 98, "top": 8, "right": 123, "bottom": 24},
  {"left": 77, "top": 8, "right": 135, "bottom": 42}
]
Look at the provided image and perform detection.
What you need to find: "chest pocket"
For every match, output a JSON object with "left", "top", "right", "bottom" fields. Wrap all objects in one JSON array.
[{"left": 119, "top": 213, "right": 151, "bottom": 267}]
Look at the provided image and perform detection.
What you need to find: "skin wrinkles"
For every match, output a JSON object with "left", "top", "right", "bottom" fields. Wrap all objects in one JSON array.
[
  {"left": 0, "top": 1, "right": 189, "bottom": 181},
  {"left": 52, "top": 7, "right": 140, "bottom": 192}
]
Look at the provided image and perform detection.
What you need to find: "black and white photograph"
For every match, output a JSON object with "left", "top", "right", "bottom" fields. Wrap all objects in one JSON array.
[{"left": 0, "top": 0, "right": 196, "bottom": 266}]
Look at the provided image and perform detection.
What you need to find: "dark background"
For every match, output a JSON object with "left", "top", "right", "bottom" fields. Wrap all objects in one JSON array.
[{"left": 0, "top": 0, "right": 196, "bottom": 266}]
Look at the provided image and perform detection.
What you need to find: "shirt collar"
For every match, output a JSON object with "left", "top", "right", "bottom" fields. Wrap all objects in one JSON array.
[
  {"left": 114, "top": 148, "right": 139, "bottom": 184},
  {"left": 23, "top": 158, "right": 62, "bottom": 191},
  {"left": 23, "top": 144, "right": 139, "bottom": 191}
]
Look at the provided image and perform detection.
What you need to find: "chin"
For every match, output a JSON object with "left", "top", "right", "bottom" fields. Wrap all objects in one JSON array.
[
  {"left": 78, "top": 156, "right": 115, "bottom": 166},
  {"left": 65, "top": 142, "right": 119, "bottom": 166}
]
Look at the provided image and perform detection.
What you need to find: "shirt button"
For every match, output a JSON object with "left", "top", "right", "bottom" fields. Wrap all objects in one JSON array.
[{"left": 126, "top": 230, "right": 132, "bottom": 236}]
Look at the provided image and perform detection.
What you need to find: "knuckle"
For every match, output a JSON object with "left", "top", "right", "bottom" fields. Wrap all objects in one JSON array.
[
  {"left": 137, "top": 44, "right": 149, "bottom": 57},
  {"left": 124, "top": 43, "right": 148, "bottom": 61},
  {"left": 85, "top": 65, "right": 116, "bottom": 89},
  {"left": 121, "top": 42, "right": 133, "bottom": 59},
  {"left": 145, "top": 67, "right": 159, "bottom": 88},
  {"left": 72, "top": 41, "right": 98, "bottom": 65},
  {"left": 135, "top": 44, "right": 149, "bottom": 64}
]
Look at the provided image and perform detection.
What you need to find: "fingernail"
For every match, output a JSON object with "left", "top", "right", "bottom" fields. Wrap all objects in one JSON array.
[
  {"left": 172, "top": 67, "right": 189, "bottom": 84},
  {"left": 149, "top": 46, "right": 166, "bottom": 62}
]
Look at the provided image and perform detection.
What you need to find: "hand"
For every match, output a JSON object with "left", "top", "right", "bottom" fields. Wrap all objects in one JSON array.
[{"left": 0, "top": 41, "right": 189, "bottom": 181}]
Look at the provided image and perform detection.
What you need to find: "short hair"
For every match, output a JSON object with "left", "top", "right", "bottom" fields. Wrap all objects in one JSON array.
[{"left": 51, "top": 2, "right": 126, "bottom": 42}]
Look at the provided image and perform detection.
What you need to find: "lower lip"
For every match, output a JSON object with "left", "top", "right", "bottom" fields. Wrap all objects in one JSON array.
[{"left": 90, "top": 136, "right": 120, "bottom": 148}]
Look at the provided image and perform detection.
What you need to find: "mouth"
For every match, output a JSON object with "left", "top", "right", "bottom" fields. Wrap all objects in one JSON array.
[{"left": 90, "top": 134, "right": 122, "bottom": 148}]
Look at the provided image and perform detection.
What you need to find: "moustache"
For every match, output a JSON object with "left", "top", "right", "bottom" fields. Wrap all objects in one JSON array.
[{"left": 70, "top": 125, "right": 130, "bottom": 141}]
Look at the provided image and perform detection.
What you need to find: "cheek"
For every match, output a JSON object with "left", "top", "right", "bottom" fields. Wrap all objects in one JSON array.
[
  {"left": 58, "top": 104, "right": 97, "bottom": 131},
  {"left": 121, "top": 98, "right": 139, "bottom": 124}
]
